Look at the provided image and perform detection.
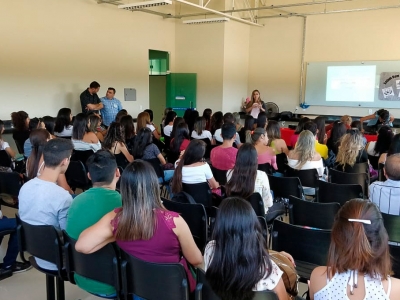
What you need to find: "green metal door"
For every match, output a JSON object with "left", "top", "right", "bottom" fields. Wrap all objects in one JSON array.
[{"left": 166, "top": 73, "right": 197, "bottom": 117}]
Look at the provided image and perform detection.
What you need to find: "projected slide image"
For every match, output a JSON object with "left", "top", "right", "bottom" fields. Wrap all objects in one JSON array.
[{"left": 326, "top": 65, "right": 376, "bottom": 102}]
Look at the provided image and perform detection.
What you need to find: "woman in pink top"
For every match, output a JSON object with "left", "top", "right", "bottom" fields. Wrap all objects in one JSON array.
[
  {"left": 251, "top": 128, "right": 277, "bottom": 170},
  {"left": 76, "top": 160, "right": 203, "bottom": 291}
]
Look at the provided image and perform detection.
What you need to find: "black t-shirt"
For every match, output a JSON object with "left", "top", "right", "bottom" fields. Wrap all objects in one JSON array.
[{"left": 80, "top": 89, "right": 101, "bottom": 114}]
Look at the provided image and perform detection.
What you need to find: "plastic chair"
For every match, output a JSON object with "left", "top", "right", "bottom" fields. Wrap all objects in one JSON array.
[
  {"left": 182, "top": 182, "right": 213, "bottom": 207},
  {"left": 258, "top": 163, "right": 275, "bottom": 175},
  {"left": 389, "top": 244, "right": 400, "bottom": 279},
  {"left": 286, "top": 167, "right": 319, "bottom": 196},
  {"left": 0, "top": 171, "right": 24, "bottom": 208},
  {"left": 0, "top": 150, "right": 12, "bottom": 168},
  {"left": 162, "top": 199, "right": 208, "bottom": 253},
  {"left": 267, "top": 174, "right": 304, "bottom": 200},
  {"left": 276, "top": 153, "right": 288, "bottom": 174},
  {"left": 317, "top": 181, "right": 363, "bottom": 205},
  {"left": 205, "top": 206, "right": 218, "bottom": 241},
  {"left": 119, "top": 251, "right": 190, "bottom": 300},
  {"left": 368, "top": 155, "right": 379, "bottom": 170},
  {"left": 16, "top": 215, "right": 66, "bottom": 300},
  {"left": 288, "top": 196, "right": 340, "bottom": 229},
  {"left": 70, "top": 150, "right": 94, "bottom": 168},
  {"left": 382, "top": 212, "right": 400, "bottom": 243},
  {"left": 65, "top": 161, "right": 91, "bottom": 192},
  {"left": 195, "top": 269, "right": 279, "bottom": 300},
  {"left": 272, "top": 220, "right": 331, "bottom": 282},
  {"left": 62, "top": 231, "right": 122, "bottom": 299},
  {"left": 378, "top": 163, "right": 386, "bottom": 182},
  {"left": 329, "top": 168, "right": 369, "bottom": 198},
  {"left": 342, "top": 162, "right": 369, "bottom": 174},
  {"left": 210, "top": 166, "right": 227, "bottom": 185}
]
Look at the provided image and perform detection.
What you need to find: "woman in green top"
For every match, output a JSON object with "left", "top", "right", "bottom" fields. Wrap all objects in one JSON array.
[{"left": 266, "top": 121, "right": 288, "bottom": 155}]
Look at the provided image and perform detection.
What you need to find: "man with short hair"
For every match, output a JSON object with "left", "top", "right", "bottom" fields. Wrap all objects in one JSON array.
[
  {"left": 100, "top": 87, "right": 123, "bottom": 127},
  {"left": 210, "top": 123, "right": 238, "bottom": 170},
  {"left": 213, "top": 112, "right": 242, "bottom": 146},
  {"left": 369, "top": 154, "right": 400, "bottom": 215},
  {"left": 303, "top": 121, "right": 328, "bottom": 160},
  {"left": 66, "top": 150, "right": 121, "bottom": 296},
  {"left": 80, "top": 81, "right": 104, "bottom": 114},
  {"left": 19, "top": 138, "right": 74, "bottom": 270}
]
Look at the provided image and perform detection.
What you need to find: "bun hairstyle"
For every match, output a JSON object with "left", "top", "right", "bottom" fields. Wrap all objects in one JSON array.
[
  {"left": 247, "top": 127, "right": 265, "bottom": 145},
  {"left": 327, "top": 199, "right": 391, "bottom": 279}
]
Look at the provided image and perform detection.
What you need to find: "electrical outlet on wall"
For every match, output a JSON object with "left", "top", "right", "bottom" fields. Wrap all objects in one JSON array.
[
  {"left": 140, "top": 105, "right": 143, "bottom": 110},
  {"left": 368, "top": 109, "right": 373, "bottom": 114}
]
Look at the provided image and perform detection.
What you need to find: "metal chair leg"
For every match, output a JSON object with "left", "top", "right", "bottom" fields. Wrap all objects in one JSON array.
[
  {"left": 45, "top": 275, "right": 56, "bottom": 300},
  {"left": 56, "top": 277, "right": 65, "bottom": 300}
]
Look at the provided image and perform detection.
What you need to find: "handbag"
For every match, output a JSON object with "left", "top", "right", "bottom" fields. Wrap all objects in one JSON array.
[{"left": 269, "top": 250, "right": 299, "bottom": 299}]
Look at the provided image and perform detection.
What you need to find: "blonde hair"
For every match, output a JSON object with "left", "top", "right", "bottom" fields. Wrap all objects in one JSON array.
[
  {"left": 136, "top": 112, "right": 150, "bottom": 132},
  {"left": 293, "top": 130, "right": 316, "bottom": 169},
  {"left": 341, "top": 115, "right": 352, "bottom": 126},
  {"left": 336, "top": 130, "right": 364, "bottom": 171}
]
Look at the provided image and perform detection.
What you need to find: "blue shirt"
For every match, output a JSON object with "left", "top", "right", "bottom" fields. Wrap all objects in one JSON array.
[
  {"left": 100, "top": 97, "right": 122, "bottom": 126},
  {"left": 367, "top": 112, "right": 393, "bottom": 127}
]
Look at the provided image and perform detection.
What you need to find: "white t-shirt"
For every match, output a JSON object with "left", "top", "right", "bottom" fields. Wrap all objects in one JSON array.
[
  {"left": 72, "top": 139, "right": 101, "bottom": 152},
  {"left": 181, "top": 163, "right": 213, "bottom": 184},
  {"left": 226, "top": 170, "right": 273, "bottom": 213},
  {"left": 366, "top": 141, "right": 379, "bottom": 156},
  {"left": 287, "top": 157, "right": 324, "bottom": 177},
  {"left": 55, "top": 125, "right": 73, "bottom": 137},
  {"left": 163, "top": 124, "right": 173, "bottom": 137},
  {"left": 0, "top": 140, "right": 10, "bottom": 150},
  {"left": 204, "top": 240, "right": 283, "bottom": 291},
  {"left": 146, "top": 124, "right": 156, "bottom": 132},
  {"left": 191, "top": 130, "right": 212, "bottom": 141},
  {"left": 214, "top": 128, "right": 241, "bottom": 145}
]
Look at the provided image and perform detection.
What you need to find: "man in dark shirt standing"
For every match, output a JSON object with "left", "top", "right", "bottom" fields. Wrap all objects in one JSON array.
[{"left": 80, "top": 81, "right": 104, "bottom": 114}]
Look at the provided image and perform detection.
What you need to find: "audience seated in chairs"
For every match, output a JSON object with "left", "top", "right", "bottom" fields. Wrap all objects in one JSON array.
[
  {"left": 0, "top": 120, "right": 16, "bottom": 160},
  {"left": 66, "top": 150, "right": 121, "bottom": 297},
  {"left": 213, "top": 113, "right": 242, "bottom": 146},
  {"left": 163, "top": 110, "right": 177, "bottom": 138},
  {"left": 54, "top": 108, "right": 73, "bottom": 138},
  {"left": 365, "top": 125, "right": 393, "bottom": 157},
  {"left": 171, "top": 122, "right": 191, "bottom": 153},
  {"left": 103, "top": 122, "right": 133, "bottom": 169},
  {"left": 309, "top": 199, "right": 400, "bottom": 299},
  {"left": 287, "top": 130, "right": 324, "bottom": 177},
  {"left": 379, "top": 133, "right": 400, "bottom": 165},
  {"left": 171, "top": 139, "right": 219, "bottom": 196},
  {"left": 137, "top": 111, "right": 161, "bottom": 141},
  {"left": 204, "top": 197, "right": 293, "bottom": 300},
  {"left": 202, "top": 108, "right": 212, "bottom": 131},
  {"left": 191, "top": 117, "right": 214, "bottom": 144},
  {"left": 19, "top": 138, "right": 74, "bottom": 270},
  {"left": 71, "top": 113, "right": 101, "bottom": 152},
  {"left": 210, "top": 123, "right": 238, "bottom": 171},
  {"left": 250, "top": 128, "right": 277, "bottom": 171},
  {"left": 239, "top": 115, "right": 255, "bottom": 144},
  {"left": 289, "top": 117, "right": 310, "bottom": 148},
  {"left": 88, "top": 114, "right": 105, "bottom": 143},
  {"left": 11, "top": 110, "right": 30, "bottom": 155},
  {"left": 369, "top": 154, "right": 400, "bottom": 215},
  {"left": 26, "top": 129, "right": 73, "bottom": 194},
  {"left": 326, "top": 121, "right": 347, "bottom": 156},
  {"left": 132, "top": 127, "right": 174, "bottom": 184},
  {"left": 210, "top": 111, "right": 223, "bottom": 137},
  {"left": 42, "top": 116, "right": 56, "bottom": 139},
  {"left": 266, "top": 120, "right": 289, "bottom": 155},
  {"left": 75, "top": 160, "right": 203, "bottom": 293},
  {"left": 226, "top": 144, "right": 273, "bottom": 215},
  {"left": 23, "top": 117, "right": 45, "bottom": 158},
  {"left": 120, "top": 115, "right": 136, "bottom": 154},
  {"left": 303, "top": 121, "right": 328, "bottom": 160},
  {"left": 334, "top": 129, "right": 368, "bottom": 172}
]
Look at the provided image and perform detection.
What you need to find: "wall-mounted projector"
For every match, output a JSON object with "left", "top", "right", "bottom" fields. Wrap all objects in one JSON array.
[
  {"left": 118, "top": 0, "right": 172, "bottom": 10},
  {"left": 183, "top": 17, "right": 230, "bottom": 24}
]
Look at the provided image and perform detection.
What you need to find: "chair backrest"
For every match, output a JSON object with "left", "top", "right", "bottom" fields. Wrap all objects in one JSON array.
[
  {"left": 70, "top": 150, "right": 94, "bottom": 167},
  {"left": 120, "top": 251, "right": 189, "bottom": 300},
  {"left": 389, "top": 244, "right": 400, "bottom": 279},
  {"left": 342, "top": 162, "right": 369, "bottom": 174},
  {"left": 381, "top": 212, "right": 400, "bottom": 243},
  {"left": 65, "top": 160, "right": 91, "bottom": 191},
  {"left": 272, "top": 220, "right": 331, "bottom": 267},
  {"left": 248, "top": 192, "right": 265, "bottom": 217},
  {"left": 368, "top": 155, "right": 379, "bottom": 170},
  {"left": 62, "top": 231, "right": 121, "bottom": 291},
  {"left": 0, "top": 171, "right": 24, "bottom": 208},
  {"left": 198, "top": 138, "right": 212, "bottom": 159},
  {"left": 182, "top": 182, "right": 213, "bottom": 207},
  {"left": 16, "top": 215, "right": 63, "bottom": 275},
  {"left": 211, "top": 166, "right": 227, "bottom": 185},
  {"left": 317, "top": 181, "right": 363, "bottom": 205},
  {"left": 330, "top": 168, "right": 368, "bottom": 198},
  {"left": 378, "top": 163, "right": 386, "bottom": 182},
  {"left": 267, "top": 174, "right": 303, "bottom": 200},
  {"left": 144, "top": 158, "right": 164, "bottom": 180},
  {"left": 13, "top": 138, "right": 25, "bottom": 155},
  {"left": 0, "top": 150, "right": 12, "bottom": 168},
  {"left": 195, "top": 269, "right": 278, "bottom": 300},
  {"left": 275, "top": 153, "right": 288, "bottom": 174},
  {"left": 162, "top": 199, "right": 208, "bottom": 252},
  {"left": 288, "top": 196, "right": 340, "bottom": 229},
  {"left": 286, "top": 167, "right": 319, "bottom": 188},
  {"left": 258, "top": 163, "right": 274, "bottom": 175},
  {"left": 167, "top": 151, "right": 180, "bottom": 165},
  {"left": 205, "top": 206, "right": 218, "bottom": 239}
]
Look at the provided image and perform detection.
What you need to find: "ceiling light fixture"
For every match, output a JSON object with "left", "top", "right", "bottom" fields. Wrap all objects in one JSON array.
[
  {"left": 183, "top": 17, "right": 229, "bottom": 24},
  {"left": 118, "top": 0, "right": 172, "bottom": 10}
]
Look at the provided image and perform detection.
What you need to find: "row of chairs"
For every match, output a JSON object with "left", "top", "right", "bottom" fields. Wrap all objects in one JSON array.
[{"left": 16, "top": 215, "right": 278, "bottom": 300}]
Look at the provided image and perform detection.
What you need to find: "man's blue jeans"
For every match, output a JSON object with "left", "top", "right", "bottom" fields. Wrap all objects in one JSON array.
[{"left": 0, "top": 217, "right": 18, "bottom": 268}]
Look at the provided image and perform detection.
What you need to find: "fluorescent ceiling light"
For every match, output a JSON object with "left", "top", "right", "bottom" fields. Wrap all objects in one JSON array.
[
  {"left": 183, "top": 17, "right": 230, "bottom": 24},
  {"left": 118, "top": 0, "right": 172, "bottom": 10}
]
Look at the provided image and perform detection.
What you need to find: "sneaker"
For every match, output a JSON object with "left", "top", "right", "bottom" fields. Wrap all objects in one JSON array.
[
  {"left": 12, "top": 261, "right": 32, "bottom": 273},
  {"left": 0, "top": 267, "right": 13, "bottom": 281}
]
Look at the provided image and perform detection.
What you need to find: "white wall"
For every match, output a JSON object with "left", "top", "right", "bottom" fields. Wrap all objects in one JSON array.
[{"left": 0, "top": 0, "right": 176, "bottom": 120}]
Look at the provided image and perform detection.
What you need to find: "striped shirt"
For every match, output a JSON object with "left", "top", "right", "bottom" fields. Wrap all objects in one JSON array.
[{"left": 369, "top": 179, "right": 400, "bottom": 215}]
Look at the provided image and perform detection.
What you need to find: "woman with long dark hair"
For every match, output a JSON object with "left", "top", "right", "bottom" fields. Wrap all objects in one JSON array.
[
  {"left": 310, "top": 199, "right": 400, "bottom": 299},
  {"left": 379, "top": 133, "right": 400, "bottom": 164},
  {"left": 226, "top": 144, "right": 273, "bottom": 213},
  {"left": 289, "top": 117, "right": 310, "bottom": 148},
  {"left": 132, "top": 127, "right": 174, "bottom": 183},
  {"left": 204, "top": 197, "right": 289, "bottom": 300},
  {"left": 71, "top": 113, "right": 101, "bottom": 152},
  {"left": 120, "top": 115, "right": 136, "bottom": 153},
  {"left": 42, "top": 116, "right": 56, "bottom": 139},
  {"left": 170, "top": 122, "right": 190, "bottom": 153},
  {"left": 76, "top": 160, "right": 203, "bottom": 292},
  {"left": 210, "top": 111, "right": 223, "bottom": 136},
  {"left": 365, "top": 125, "right": 394, "bottom": 157},
  {"left": 11, "top": 110, "right": 30, "bottom": 153},
  {"left": 238, "top": 115, "right": 255, "bottom": 143},
  {"left": 326, "top": 121, "right": 347, "bottom": 155},
  {"left": 26, "top": 129, "right": 73, "bottom": 194},
  {"left": 202, "top": 108, "right": 212, "bottom": 131},
  {"left": 54, "top": 108, "right": 73, "bottom": 137},
  {"left": 103, "top": 122, "right": 133, "bottom": 169},
  {"left": 314, "top": 116, "right": 327, "bottom": 145},
  {"left": 171, "top": 139, "right": 219, "bottom": 194},
  {"left": 163, "top": 110, "right": 176, "bottom": 137}
]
